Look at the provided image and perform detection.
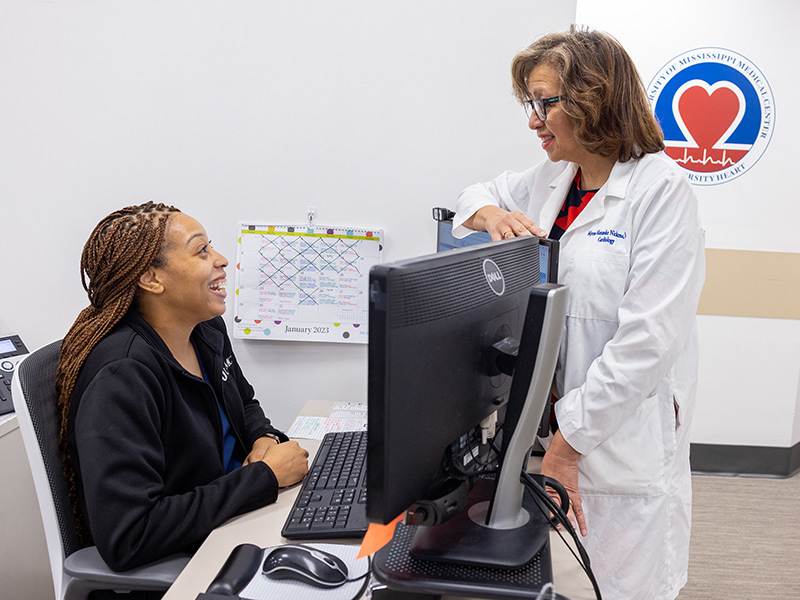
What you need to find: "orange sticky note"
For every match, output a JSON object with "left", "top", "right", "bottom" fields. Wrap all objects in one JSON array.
[{"left": 357, "top": 514, "right": 403, "bottom": 559}]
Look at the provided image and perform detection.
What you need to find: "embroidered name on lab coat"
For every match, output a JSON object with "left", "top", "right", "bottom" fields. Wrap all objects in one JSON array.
[{"left": 587, "top": 229, "right": 627, "bottom": 245}]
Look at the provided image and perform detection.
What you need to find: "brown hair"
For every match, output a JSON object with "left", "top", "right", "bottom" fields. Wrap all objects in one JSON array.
[
  {"left": 56, "top": 201, "right": 180, "bottom": 543},
  {"left": 511, "top": 25, "right": 664, "bottom": 162}
]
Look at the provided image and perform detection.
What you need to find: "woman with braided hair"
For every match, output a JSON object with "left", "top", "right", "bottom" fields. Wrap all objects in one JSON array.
[{"left": 57, "top": 202, "right": 309, "bottom": 577}]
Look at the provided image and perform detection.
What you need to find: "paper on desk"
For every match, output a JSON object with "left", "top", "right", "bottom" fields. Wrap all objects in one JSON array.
[
  {"left": 286, "top": 402, "right": 367, "bottom": 440},
  {"left": 329, "top": 402, "right": 368, "bottom": 420},
  {"left": 239, "top": 544, "right": 369, "bottom": 600}
]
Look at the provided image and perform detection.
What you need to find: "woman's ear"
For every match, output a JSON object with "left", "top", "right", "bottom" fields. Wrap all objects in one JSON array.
[{"left": 137, "top": 268, "right": 165, "bottom": 295}]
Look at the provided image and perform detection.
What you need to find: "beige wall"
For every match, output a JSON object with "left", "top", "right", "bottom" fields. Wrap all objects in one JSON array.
[{"left": 699, "top": 250, "right": 800, "bottom": 320}]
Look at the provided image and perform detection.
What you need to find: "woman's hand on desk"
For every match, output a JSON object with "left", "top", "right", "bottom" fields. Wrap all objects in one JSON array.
[{"left": 255, "top": 439, "right": 309, "bottom": 487}]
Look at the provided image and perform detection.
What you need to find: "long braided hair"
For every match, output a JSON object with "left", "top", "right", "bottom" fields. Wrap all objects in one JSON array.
[{"left": 56, "top": 201, "right": 180, "bottom": 543}]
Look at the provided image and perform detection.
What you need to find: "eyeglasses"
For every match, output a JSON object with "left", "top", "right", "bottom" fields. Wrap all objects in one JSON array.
[{"left": 523, "top": 96, "right": 564, "bottom": 122}]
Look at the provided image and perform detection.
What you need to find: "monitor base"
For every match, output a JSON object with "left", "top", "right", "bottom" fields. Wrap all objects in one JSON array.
[
  {"left": 372, "top": 518, "right": 556, "bottom": 600},
  {"left": 408, "top": 477, "right": 550, "bottom": 569}
]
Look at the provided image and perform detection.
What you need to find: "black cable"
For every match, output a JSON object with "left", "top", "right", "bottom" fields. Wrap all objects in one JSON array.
[
  {"left": 522, "top": 473, "right": 593, "bottom": 574},
  {"left": 525, "top": 474, "right": 593, "bottom": 569},
  {"left": 346, "top": 554, "right": 372, "bottom": 600},
  {"left": 522, "top": 472, "right": 600, "bottom": 599},
  {"left": 521, "top": 471, "right": 603, "bottom": 600}
]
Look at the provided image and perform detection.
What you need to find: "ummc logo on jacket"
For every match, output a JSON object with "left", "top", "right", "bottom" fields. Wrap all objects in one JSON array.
[{"left": 221, "top": 356, "right": 233, "bottom": 381}]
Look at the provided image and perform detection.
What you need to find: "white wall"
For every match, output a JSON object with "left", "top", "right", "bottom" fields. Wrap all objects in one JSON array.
[
  {"left": 0, "top": 0, "right": 576, "bottom": 430},
  {"left": 696, "top": 317, "right": 800, "bottom": 446},
  {"left": 576, "top": 0, "right": 800, "bottom": 448},
  {"left": 8, "top": 1, "right": 794, "bottom": 452}
]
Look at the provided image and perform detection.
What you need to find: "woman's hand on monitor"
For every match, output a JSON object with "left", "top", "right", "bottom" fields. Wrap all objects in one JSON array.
[{"left": 466, "top": 206, "right": 547, "bottom": 241}]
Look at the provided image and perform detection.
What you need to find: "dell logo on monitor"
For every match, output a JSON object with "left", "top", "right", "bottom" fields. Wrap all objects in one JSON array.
[{"left": 482, "top": 259, "right": 505, "bottom": 296}]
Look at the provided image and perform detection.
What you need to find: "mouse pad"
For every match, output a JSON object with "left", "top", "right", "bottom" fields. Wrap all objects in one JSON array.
[{"left": 238, "top": 543, "right": 370, "bottom": 600}]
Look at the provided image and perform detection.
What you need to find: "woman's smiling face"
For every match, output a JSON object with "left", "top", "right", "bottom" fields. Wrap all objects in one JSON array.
[
  {"left": 150, "top": 212, "right": 229, "bottom": 324},
  {"left": 526, "top": 64, "right": 586, "bottom": 166}
]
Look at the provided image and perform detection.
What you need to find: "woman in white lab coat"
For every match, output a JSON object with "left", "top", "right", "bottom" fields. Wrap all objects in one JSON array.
[{"left": 454, "top": 27, "right": 705, "bottom": 600}]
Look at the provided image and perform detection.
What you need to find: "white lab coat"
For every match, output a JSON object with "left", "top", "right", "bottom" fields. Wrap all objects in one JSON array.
[{"left": 454, "top": 153, "right": 705, "bottom": 600}]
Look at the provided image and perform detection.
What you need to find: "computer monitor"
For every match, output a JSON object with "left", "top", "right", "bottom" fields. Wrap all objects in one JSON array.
[
  {"left": 432, "top": 207, "right": 560, "bottom": 285},
  {"left": 366, "top": 235, "right": 568, "bottom": 569}
]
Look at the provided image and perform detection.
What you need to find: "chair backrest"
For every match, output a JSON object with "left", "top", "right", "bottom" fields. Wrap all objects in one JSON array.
[{"left": 13, "top": 340, "right": 82, "bottom": 596}]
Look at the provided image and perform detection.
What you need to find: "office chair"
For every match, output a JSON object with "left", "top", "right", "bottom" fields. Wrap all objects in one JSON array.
[{"left": 11, "top": 341, "right": 190, "bottom": 600}]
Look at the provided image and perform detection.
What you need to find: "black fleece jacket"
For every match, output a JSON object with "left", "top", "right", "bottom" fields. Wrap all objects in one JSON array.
[{"left": 67, "top": 310, "right": 288, "bottom": 571}]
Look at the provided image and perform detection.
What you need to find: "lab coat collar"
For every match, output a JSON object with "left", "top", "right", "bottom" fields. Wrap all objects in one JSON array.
[
  {"left": 540, "top": 163, "right": 579, "bottom": 233},
  {"left": 550, "top": 159, "right": 636, "bottom": 237},
  {"left": 604, "top": 158, "right": 636, "bottom": 199}
]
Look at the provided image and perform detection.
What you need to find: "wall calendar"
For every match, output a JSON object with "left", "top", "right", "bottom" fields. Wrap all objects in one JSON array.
[{"left": 233, "top": 222, "right": 384, "bottom": 343}]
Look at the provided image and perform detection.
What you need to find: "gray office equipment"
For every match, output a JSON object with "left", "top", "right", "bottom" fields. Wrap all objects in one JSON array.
[{"left": 0, "top": 333, "right": 29, "bottom": 415}]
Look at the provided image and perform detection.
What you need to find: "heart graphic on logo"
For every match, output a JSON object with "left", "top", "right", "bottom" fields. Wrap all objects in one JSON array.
[
  {"left": 673, "top": 80, "right": 746, "bottom": 149},
  {"left": 651, "top": 47, "right": 773, "bottom": 185}
]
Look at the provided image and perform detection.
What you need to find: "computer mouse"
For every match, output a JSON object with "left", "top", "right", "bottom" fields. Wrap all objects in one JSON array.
[{"left": 262, "top": 544, "right": 349, "bottom": 587}]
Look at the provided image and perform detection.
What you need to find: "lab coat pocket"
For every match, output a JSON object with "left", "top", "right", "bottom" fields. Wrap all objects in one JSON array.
[
  {"left": 581, "top": 393, "right": 666, "bottom": 495},
  {"left": 564, "top": 248, "right": 629, "bottom": 322}
]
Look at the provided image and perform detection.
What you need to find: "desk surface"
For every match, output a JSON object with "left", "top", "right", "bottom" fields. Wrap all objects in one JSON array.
[
  {"left": 163, "top": 401, "right": 595, "bottom": 600},
  {"left": 0, "top": 412, "right": 18, "bottom": 436}
]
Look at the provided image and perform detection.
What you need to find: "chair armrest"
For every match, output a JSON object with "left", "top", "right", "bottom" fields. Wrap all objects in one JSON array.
[{"left": 64, "top": 546, "right": 191, "bottom": 591}]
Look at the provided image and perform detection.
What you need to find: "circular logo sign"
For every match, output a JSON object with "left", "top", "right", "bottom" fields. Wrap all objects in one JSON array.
[
  {"left": 482, "top": 259, "right": 505, "bottom": 296},
  {"left": 648, "top": 47, "right": 775, "bottom": 186}
]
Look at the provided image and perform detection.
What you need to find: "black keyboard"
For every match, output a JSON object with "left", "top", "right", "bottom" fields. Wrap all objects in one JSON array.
[{"left": 281, "top": 430, "right": 368, "bottom": 539}]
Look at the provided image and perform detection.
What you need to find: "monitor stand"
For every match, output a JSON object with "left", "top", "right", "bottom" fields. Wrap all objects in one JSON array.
[
  {"left": 409, "top": 477, "right": 550, "bottom": 568},
  {"left": 410, "top": 284, "right": 568, "bottom": 570}
]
